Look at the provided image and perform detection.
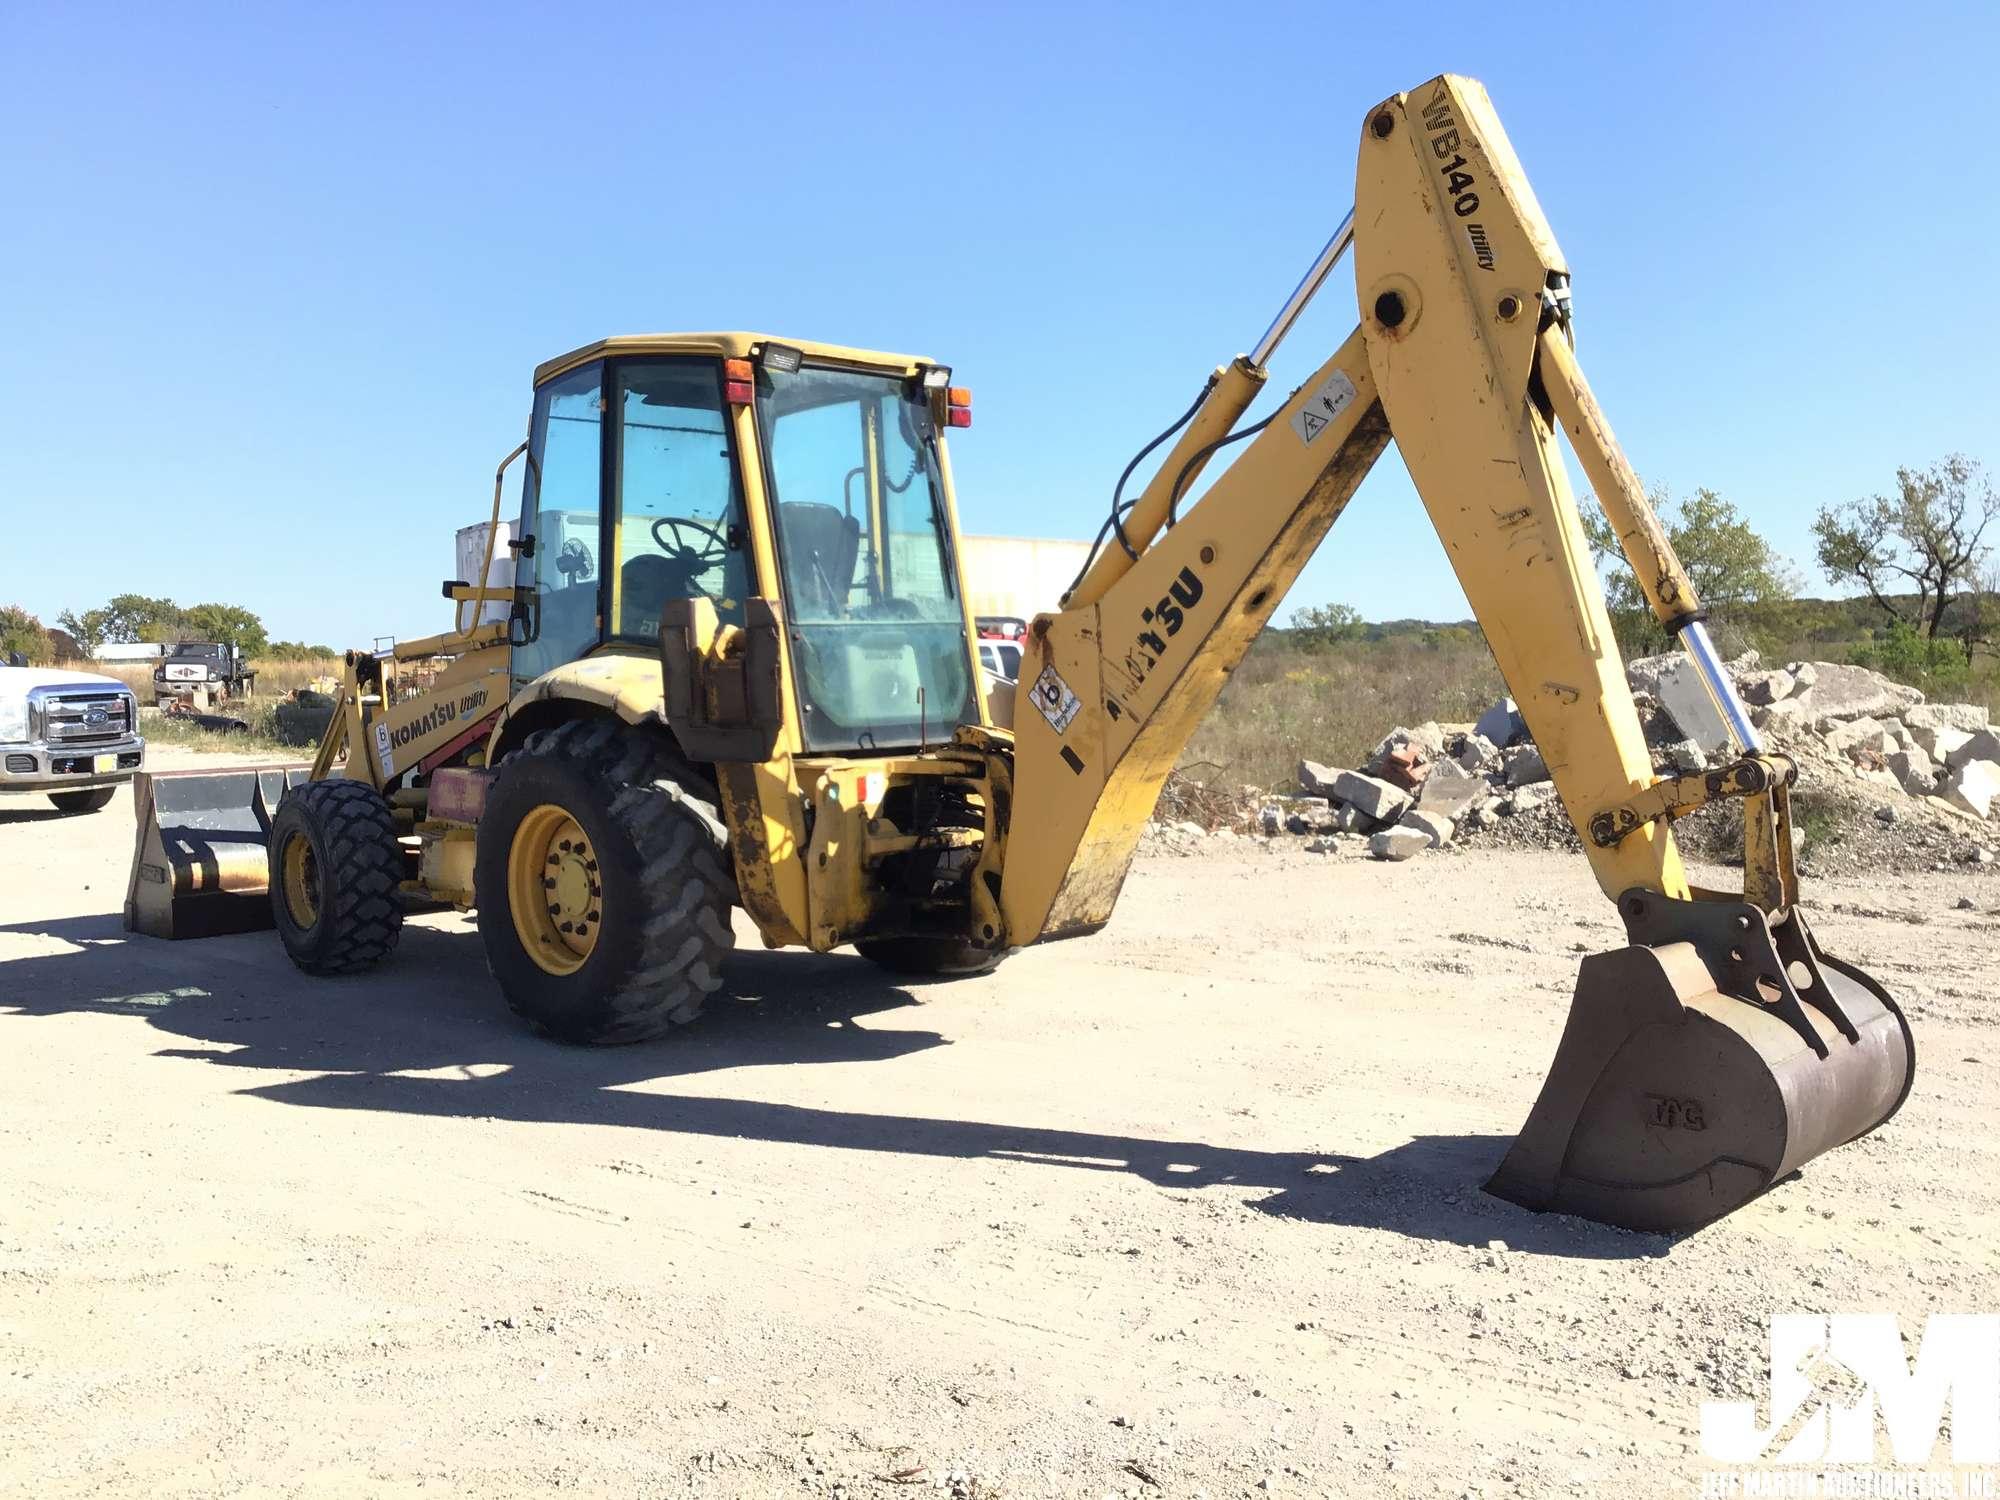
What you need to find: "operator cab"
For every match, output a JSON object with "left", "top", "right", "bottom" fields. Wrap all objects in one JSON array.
[{"left": 511, "top": 334, "right": 979, "bottom": 754}]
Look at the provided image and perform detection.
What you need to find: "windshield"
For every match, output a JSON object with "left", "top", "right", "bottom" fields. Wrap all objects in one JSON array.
[
  {"left": 172, "top": 644, "right": 222, "bottom": 657},
  {"left": 758, "top": 364, "right": 972, "bottom": 752}
]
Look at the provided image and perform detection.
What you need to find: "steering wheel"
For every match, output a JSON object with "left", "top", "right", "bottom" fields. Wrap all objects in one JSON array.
[{"left": 647, "top": 516, "right": 731, "bottom": 596}]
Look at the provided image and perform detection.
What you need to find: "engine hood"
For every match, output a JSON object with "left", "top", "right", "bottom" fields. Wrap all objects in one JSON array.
[{"left": 0, "top": 666, "right": 129, "bottom": 694}]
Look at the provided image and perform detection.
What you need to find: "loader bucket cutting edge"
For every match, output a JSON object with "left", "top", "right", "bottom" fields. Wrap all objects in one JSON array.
[
  {"left": 124, "top": 766, "right": 311, "bottom": 940},
  {"left": 1485, "top": 890, "right": 1914, "bottom": 1235}
]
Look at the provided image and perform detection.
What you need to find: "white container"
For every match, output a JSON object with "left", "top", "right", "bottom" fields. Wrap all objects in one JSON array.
[{"left": 455, "top": 522, "right": 517, "bottom": 630}]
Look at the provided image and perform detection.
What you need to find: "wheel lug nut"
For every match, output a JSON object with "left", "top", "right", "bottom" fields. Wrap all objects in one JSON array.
[
  {"left": 559, "top": 921, "right": 574, "bottom": 933},
  {"left": 588, "top": 909, "right": 601, "bottom": 922}
]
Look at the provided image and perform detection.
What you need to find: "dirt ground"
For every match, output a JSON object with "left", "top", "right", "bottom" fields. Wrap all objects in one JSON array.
[{"left": 3, "top": 749, "right": 1998, "bottom": 1499}]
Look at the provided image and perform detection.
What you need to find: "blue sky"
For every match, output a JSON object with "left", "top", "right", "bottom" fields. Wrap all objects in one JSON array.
[{"left": 5, "top": 3, "right": 1995, "bottom": 648}]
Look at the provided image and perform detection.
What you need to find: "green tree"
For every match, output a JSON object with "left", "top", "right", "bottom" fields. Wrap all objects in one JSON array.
[
  {"left": 1848, "top": 618, "right": 1971, "bottom": 694},
  {"left": 1288, "top": 602, "right": 1365, "bottom": 650},
  {"left": 55, "top": 606, "right": 112, "bottom": 658},
  {"left": 183, "top": 603, "right": 269, "bottom": 657},
  {"left": 266, "top": 641, "right": 338, "bottom": 661},
  {"left": 91, "top": 593, "right": 187, "bottom": 644},
  {"left": 0, "top": 605, "right": 55, "bottom": 665},
  {"left": 1812, "top": 455, "right": 1997, "bottom": 640},
  {"left": 1583, "top": 485, "right": 1797, "bottom": 653}
]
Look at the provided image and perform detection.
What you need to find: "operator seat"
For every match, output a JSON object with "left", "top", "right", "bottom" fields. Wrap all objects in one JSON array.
[{"left": 779, "top": 502, "right": 861, "bottom": 616}]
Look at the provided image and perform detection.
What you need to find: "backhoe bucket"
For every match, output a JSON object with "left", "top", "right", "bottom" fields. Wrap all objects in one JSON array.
[
  {"left": 1487, "top": 889, "right": 1914, "bottom": 1234},
  {"left": 124, "top": 766, "right": 309, "bottom": 939}
]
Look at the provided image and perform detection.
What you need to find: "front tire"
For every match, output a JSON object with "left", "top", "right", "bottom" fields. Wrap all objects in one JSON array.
[
  {"left": 47, "top": 787, "right": 116, "bottom": 814},
  {"left": 474, "top": 719, "right": 736, "bottom": 1045},
  {"left": 268, "top": 778, "right": 405, "bottom": 974}
]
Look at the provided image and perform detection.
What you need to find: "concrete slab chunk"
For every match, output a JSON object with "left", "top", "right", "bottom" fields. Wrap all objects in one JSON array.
[
  {"left": 1327, "top": 769, "right": 1411, "bottom": 823},
  {"left": 1945, "top": 729, "right": 2000, "bottom": 771},
  {"left": 1417, "top": 760, "right": 1486, "bottom": 821},
  {"left": 1942, "top": 759, "right": 2000, "bottom": 820},
  {"left": 1474, "top": 697, "right": 1526, "bottom": 748},
  {"left": 1653, "top": 656, "right": 1734, "bottom": 757},
  {"left": 1368, "top": 826, "right": 1431, "bottom": 861},
  {"left": 1400, "top": 809, "right": 1454, "bottom": 848}
]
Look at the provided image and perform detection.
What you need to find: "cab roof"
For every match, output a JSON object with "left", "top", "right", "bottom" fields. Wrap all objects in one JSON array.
[{"left": 533, "top": 333, "right": 936, "bottom": 388}]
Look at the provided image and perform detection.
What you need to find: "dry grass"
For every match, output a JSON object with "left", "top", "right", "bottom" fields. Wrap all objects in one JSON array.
[
  {"left": 1181, "top": 637, "right": 1503, "bottom": 791},
  {"left": 52, "top": 656, "right": 344, "bottom": 700}
]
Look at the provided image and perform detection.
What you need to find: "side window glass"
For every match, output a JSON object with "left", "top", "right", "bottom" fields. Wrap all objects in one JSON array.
[
  {"left": 612, "top": 361, "right": 747, "bottom": 639},
  {"left": 514, "top": 364, "right": 603, "bottom": 685}
]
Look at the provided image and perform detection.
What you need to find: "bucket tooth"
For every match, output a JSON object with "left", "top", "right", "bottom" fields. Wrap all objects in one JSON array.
[
  {"left": 1487, "top": 890, "right": 1914, "bottom": 1234},
  {"left": 124, "top": 767, "right": 308, "bottom": 939}
]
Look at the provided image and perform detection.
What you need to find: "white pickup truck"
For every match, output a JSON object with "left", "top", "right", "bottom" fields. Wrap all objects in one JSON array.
[{"left": 0, "top": 659, "right": 146, "bottom": 812}]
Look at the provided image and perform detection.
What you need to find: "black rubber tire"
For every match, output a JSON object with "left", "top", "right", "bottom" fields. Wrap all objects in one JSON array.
[
  {"left": 854, "top": 936, "right": 1006, "bottom": 978},
  {"left": 47, "top": 787, "right": 116, "bottom": 814},
  {"left": 474, "top": 719, "right": 736, "bottom": 1045},
  {"left": 268, "top": 778, "right": 405, "bottom": 975}
]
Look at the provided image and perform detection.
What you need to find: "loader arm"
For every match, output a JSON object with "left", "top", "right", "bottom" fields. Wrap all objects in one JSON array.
[{"left": 997, "top": 75, "right": 1912, "bottom": 1234}]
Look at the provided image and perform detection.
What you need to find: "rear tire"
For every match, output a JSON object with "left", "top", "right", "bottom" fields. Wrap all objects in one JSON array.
[
  {"left": 474, "top": 719, "right": 736, "bottom": 1045},
  {"left": 268, "top": 779, "right": 405, "bottom": 974},
  {"left": 854, "top": 935, "right": 1005, "bottom": 978},
  {"left": 47, "top": 788, "right": 116, "bottom": 814}
]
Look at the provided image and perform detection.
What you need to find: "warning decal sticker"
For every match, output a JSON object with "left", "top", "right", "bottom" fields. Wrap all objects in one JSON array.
[
  {"left": 1290, "top": 368, "right": 1357, "bottom": 444},
  {"left": 1030, "top": 664, "right": 1082, "bottom": 735}
]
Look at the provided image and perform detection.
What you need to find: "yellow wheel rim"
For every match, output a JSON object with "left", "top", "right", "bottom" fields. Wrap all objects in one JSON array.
[
  {"left": 507, "top": 803, "right": 602, "bottom": 976},
  {"left": 280, "top": 832, "right": 319, "bottom": 928}
]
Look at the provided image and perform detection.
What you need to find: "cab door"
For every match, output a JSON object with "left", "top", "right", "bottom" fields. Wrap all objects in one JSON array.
[{"left": 512, "top": 361, "right": 606, "bottom": 690}]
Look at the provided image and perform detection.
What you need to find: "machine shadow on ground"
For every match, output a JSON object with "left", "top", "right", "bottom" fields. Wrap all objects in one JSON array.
[{"left": 0, "top": 913, "right": 1667, "bottom": 1260}]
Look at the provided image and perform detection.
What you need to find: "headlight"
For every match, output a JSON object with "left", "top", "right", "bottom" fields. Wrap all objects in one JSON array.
[{"left": 0, "top": 695, "right": 27, "bottom": 743}]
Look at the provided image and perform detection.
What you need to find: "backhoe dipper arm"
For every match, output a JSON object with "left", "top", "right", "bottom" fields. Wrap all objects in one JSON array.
[{"left": 1000, "top": 75, "right": 1698, "bottom": 945}]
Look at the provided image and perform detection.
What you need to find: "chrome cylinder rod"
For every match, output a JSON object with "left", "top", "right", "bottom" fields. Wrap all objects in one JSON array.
[
  {"left": 1678, "top": 619, "right": 1764, "bottom": 755},
  {"left": 1249, "top": 210, "right": 1356, "bottom": 368}
]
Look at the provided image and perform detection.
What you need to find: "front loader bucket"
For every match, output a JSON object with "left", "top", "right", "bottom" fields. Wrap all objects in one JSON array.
[
  {"left": 1487, "top": 889, "right": 1914, "bottom": 1234},
  {"left": 124, "top": 766, "right": 309, "bottom": 939}
]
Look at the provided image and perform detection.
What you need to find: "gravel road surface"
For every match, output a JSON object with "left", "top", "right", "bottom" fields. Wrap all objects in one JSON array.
[{"left": 4, "top": 750, "right": 1996, "bottom": 1497}]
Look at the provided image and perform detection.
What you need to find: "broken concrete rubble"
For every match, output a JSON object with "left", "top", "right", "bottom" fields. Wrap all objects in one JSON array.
[
  {"left": 1417, "top": 759, "right": 1486, "bottom": 821},
  {"left": 1652, "top": 656, "right": 1734, "bottom": 757},
  {"left": 1503, "top": 745, "right": 1550, "bottom": 787},
  {"left": 1455, "top": 734, "right": 1500, "bottom": 774},
  {"left": 1474, "top": 697, "right": 1526, "bottom": 748},
  {"left": 1945, "top": 729, "right": 2000, "bottom": 771},
  {"left": 1902, "top": 702, "right": 1989, "bottom": 734},
  {"left": 1909, "top": 724, "right": 1973, "bottom": 765},
  {"left": 1737, "top": 668, "right": 1795, "bottom": 705},
  {"left": 1507, "top": 783, "right": 1557, "bottom": 815},
  {"left": 1324, "top": 768, "right": 1411, "bottom": 824},
  {"left": 1399, "top": 809, "right": 1454, "bottom": 848},
  {"left": 1368, "top": 825, "right": 1431, "bottom": 861},
  {"left": 1662, "top": 740, "right": 1706, "bottom": 774},
  {"left": 1943, "top": 760, "right": 2000, "bottom": 821},
  {"left": 1887, "top": 746, "right": 1938, "bottom": 798}
]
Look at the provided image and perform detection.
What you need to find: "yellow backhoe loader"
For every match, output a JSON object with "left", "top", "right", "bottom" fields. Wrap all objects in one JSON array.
[{"left": 126, "top": 74, "right": 1913, "bottom": 1234}]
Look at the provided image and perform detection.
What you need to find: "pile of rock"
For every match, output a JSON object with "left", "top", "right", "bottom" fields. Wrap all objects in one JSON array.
[
  {"left": 1258, "top": 696, "right": 1556, "bottom": 861},
  {"left": 1678, "top": 653, "right": 2000, "bottom": 822},
  {"left": 1254, "top": 650, "right": 1999, "bottom": 864}
]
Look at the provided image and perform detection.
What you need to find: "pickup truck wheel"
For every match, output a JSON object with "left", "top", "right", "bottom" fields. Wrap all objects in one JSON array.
[
  {"left": 854, "top": 936, "right": 1005, "bottom": 978},
  {"left": 47, "top": 788, "right": 116, "bottom": 813},
  {"left": 268, "top": 779, "right": 405, "bottom": 974},
  {"left": 475, "top": 719, "right": 736, "bottom": 1045}
]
